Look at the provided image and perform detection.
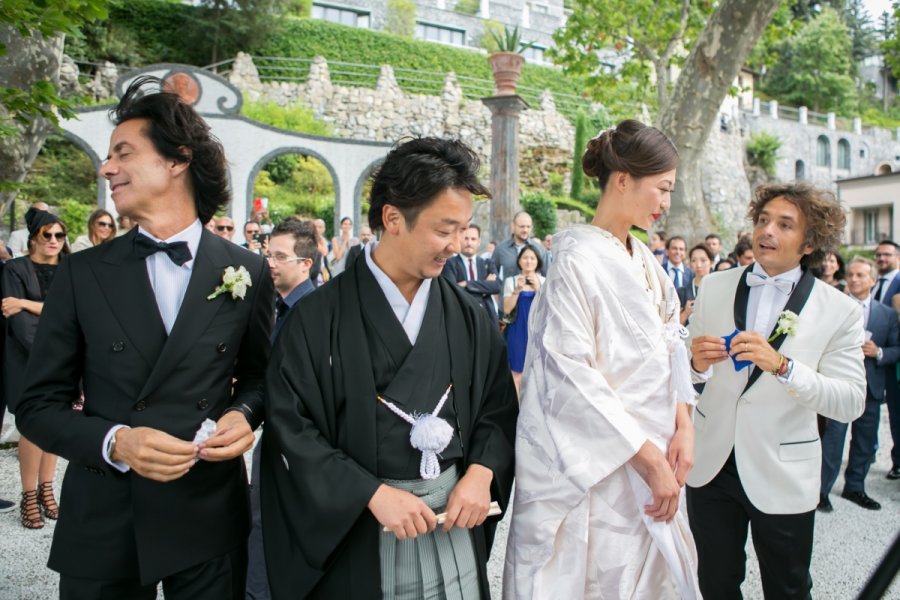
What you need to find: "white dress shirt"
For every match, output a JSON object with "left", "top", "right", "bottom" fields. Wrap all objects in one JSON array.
[
  {"left": 140, "top": 220, "right": 202, "bottom": 334},
  {"left": 464, "top": 255, "right": 478, "bottom": 282},
  {"left": 365, "top": 244, "right": 430, "bottom": 345},
  {"left": 746, "top": 263, "right": 803, "bottom": 336},
  {"left": 103, "top": 219, "right": 203, "bottom": 472},
  {"left": 874, "top": 268, "right": 898, "bottom": 302},
  {"left": 668, "top": 263, "right": 685, "bottom": 287}
]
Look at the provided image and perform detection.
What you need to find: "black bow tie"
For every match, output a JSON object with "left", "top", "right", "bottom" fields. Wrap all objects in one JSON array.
[{"left": 133, "top": 233, "right": 192, "bottom": 266}]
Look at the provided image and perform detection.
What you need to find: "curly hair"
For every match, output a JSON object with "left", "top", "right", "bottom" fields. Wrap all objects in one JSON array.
[
  {"left": 747, "top": 182, "right": 846, "bottom": 268},
  {"left": 111, "top": 75, "right": 229, "bottom": 223}
]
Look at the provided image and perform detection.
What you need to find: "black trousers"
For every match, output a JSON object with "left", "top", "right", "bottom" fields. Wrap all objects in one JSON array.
[
  {"left": 59, "top": 545, "right": 247, "bottom": 600},
  {"left": 687, "top": 452, "right": 815, "bottom": 600}
]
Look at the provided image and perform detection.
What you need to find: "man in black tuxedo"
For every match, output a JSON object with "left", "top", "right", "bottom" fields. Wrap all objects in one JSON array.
[
  {"left": 819, "top": 257, "right": 900, "bottom": 512},
  {"left": 11, "top": 77, "right": 273, "bottom": 599},
  {"left": 873, "top": 240, "right": 900, "bottom": 480},
  {"left": 441, "top": 224, "right": 501, "bottom": 327}
]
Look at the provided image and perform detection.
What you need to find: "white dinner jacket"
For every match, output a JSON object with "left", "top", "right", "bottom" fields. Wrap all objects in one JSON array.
[{"left": 686, "top": 265, "right": 866, "bottom": 514}]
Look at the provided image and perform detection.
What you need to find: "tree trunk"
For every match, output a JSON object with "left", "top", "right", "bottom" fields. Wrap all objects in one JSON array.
[
  {"left": 658, "top": 0, "right": 782, "bottom": 242},
  {"left": 0, "top": 26, "right": 65, "bottom": 223}
]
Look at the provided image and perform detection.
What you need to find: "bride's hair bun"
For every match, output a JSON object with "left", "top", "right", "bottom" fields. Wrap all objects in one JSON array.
[{"left": 581, "top": 119, "right": 678, "bottom": 191}]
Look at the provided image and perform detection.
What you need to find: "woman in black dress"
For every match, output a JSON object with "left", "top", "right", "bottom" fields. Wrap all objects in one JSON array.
[{"left": 2, "top": 208, "right": 70, "bottom": 528}]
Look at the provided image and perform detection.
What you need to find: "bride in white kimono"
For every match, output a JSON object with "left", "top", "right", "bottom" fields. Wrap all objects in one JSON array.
[{"left": 503, "top": 120, "right": 702, "bottom": 599}]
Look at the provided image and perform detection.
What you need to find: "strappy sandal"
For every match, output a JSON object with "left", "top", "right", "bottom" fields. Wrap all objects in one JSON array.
[
  {"left": 20, "top": 490, "right": 45, "bottom": 529},
  {"left": 38, "top": 481, "right": 59, "bottom": 520}
]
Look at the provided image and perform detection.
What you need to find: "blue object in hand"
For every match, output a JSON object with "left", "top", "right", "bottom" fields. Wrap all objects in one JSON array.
[{"left": 722, "top": 328, "right": 753, "bottom": 371}]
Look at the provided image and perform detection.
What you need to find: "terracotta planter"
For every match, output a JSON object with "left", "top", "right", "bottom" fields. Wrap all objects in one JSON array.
[{"left": 488, "top": 52, "right": 525, "bottom": 96}]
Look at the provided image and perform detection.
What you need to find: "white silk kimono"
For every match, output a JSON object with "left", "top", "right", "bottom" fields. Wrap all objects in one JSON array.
[{"left": 503, "top": 225, "right": 701, "bottom": 600}]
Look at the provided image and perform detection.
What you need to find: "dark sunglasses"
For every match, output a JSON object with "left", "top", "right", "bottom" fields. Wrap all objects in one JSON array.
[
  {"left": 96, "top": 221, "right": 114, "bottom": 228},
  {"left": 41, "top": 232, "right": 66, "bottom": 241},
  {"left": 216, "top": 225, "right": 234, "bottom": 232}
]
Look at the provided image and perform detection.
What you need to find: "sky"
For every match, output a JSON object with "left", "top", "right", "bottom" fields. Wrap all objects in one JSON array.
[{"left": 862, "top": 0, "right": 894, "bottom": 20}]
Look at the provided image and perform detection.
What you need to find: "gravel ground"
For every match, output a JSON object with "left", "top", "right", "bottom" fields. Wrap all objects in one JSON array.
[{"left": 0, "top": 414, "right": 898, "bottom": 599}]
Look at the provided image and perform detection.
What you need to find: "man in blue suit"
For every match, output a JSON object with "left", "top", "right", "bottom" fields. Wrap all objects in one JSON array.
[
  {"left": 873, "top": 240, "right": 900, "bottom": 481},
  {"left": 819, "top": 257, "right": 900, "bottom": 511},
  {"left": 441, "top": 224, "right": 501, "bottom": 327},
  {"left": 664, "top": 235, "right": 694, "bottom": 289}
]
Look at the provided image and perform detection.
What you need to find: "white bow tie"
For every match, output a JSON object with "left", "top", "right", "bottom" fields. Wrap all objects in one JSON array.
[{"left": 746, "top": 271, "right": 795, "bottom": 294}]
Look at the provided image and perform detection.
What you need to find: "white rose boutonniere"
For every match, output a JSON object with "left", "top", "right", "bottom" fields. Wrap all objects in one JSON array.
[
  {"left": 208, "top": 265, "right": 252, "bottom": 301},
  {"left": 768, "top": 310, "right": 799, "bottom": 341}
]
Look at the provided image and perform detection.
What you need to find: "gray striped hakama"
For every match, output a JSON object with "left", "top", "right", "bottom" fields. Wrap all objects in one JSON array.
[{"left": 379, "top": 464, "right": 482, "bottom": 600}]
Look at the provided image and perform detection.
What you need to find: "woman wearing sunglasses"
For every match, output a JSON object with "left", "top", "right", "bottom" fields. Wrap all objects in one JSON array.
[
  {"left": 2, "top": 207, "right": 70, "bottom": 529},
  {"left": 71, "top": 209, "right": 117, "bottom": 252}
]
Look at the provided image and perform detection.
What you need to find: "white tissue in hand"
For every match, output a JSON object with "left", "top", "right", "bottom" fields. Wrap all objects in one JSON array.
[{"left": 192, "top": 418, "right": 218, "bottom": 446}]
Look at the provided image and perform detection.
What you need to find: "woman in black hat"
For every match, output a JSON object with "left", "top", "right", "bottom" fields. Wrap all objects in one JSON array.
[{"left": 2, "top": 207, "right": 70, "bottom": 529}]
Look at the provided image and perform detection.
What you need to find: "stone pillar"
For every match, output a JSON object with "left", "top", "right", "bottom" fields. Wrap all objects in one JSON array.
[
  {"left": 482, "top": 95, "right": 528, "bottom": 245},
  {"left": 827, "top": 112, "right": 836, "bottom": 130},
  {"left": 769, "top": 100, "right": 778, "bottom": 119},
  {"left": 798, "top": 106, "right": 808, "bottom": 125},
  {"left": 853, "top": 118, "right": 862, "bottom": 134},
  {"left": 752, "top": 97, "right": 760, "bottom": 116}
]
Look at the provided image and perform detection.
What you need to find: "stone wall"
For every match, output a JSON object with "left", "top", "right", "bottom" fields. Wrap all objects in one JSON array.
[{"left": 229, "top": 53, "right": 574, "bottom": 190}]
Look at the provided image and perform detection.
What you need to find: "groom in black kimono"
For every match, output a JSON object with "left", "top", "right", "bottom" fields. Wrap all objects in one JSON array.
[
  {"left": 261, "top": 137, "right": 518, "bottom": 599},
  {"left": 12, "top": 77, "right": 273, "bottom": 599}
]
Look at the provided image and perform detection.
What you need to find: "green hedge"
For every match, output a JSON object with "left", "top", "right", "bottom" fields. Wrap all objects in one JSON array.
[
  {"left": 67, "top": 2, "right": 591, "bottom": 119},
  {"left": 257, "top": 18, "right": 587, "bottom": 109}
]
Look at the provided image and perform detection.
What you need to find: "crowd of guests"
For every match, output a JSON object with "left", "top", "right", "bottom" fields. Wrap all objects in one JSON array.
[{"left": 0, "top": 81, "right": 895, "bottom": 600}]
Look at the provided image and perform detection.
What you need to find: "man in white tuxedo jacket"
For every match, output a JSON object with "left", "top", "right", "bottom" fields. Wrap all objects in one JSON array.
[{"left": 687, "top": 182, "right": 866, "bottom": 600}]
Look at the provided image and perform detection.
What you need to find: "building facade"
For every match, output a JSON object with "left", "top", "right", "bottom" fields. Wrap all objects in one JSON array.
[{"left": 310, "top": 0, "right": 567, "bottom": 64}]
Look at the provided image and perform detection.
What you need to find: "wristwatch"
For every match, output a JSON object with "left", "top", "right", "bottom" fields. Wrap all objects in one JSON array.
[
  {"left": 106, "top": 431, "right": 118, "bottom": 462},
  {"left": 776, "top": 357, "right": 795, "bottom": 384}
]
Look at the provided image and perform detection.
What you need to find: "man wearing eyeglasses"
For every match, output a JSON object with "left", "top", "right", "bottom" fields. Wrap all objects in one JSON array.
[
  {"left": 246, "top": 218, "right": 318, "bottom": 599},
  {"left": 214, "top": 216, "right": 236, "bottom": 241}
]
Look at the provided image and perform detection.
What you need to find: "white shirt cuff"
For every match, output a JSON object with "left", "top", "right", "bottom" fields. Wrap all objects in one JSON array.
[
  {"left": 103, "top": 425, "right": 131, "bottom": 473},
  {"left": 877, "top": 347, "right": 884, "bottom": 362},
  {"left": 776, "top": 358, "right": 796, "bottom": 384},
  {"left": 690, "top": 362, "right": 712, "bottom": 384}
]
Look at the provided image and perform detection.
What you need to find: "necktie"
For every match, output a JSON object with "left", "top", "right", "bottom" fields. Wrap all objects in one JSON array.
[
  {"left": 746, "top": 271, "right": 795, "bottom": 294},
  {"left": 133, "top": 233, "right": 192, "bottom": 266},
  {"left": 673, "top": 268, "right": 682, "bottom": 288},
  {"left": 469, "top": 258, "right": 476, "bottom": 281},
  {"left": 874, "top": 277, "right": 887, "bottom": 302}
]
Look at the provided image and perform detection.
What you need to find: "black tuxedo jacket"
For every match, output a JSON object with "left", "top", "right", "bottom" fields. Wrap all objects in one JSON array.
[
  {"left": 12, "top": 227, "right": 274, "bottom": 584},
  {"left": 441, "top": 254, "right": 501, "bottom": 326}
]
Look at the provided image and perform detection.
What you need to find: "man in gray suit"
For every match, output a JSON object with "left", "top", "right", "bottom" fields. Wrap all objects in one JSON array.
[{"left": 819, "top": 257, "right": 900, "bottom": 511}]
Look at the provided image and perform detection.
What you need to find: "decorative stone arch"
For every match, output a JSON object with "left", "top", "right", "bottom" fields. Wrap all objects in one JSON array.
[
  {"left": 876, "top": 161, "right": 893, "bottom": 175},
  {"left": 57, "top": 64, "right": 392, "bottom": 234},
  {"left": 246, "top": 145, "right": 341, "bottom": 220},
  {"left": 59, "top": 128, "right": 107, "bottom": 206},
  {"left": 353, "top": 157, "right": 387, "bottom": 226}
]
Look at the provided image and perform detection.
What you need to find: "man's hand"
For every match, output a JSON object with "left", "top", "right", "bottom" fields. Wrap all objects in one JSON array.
[
  {"left": 668, "top": 407, "right": 694, "bottom": 487},
  {"left": 629, "top": 441, "right": 681, "bottom": 522},
  {"left": 486, "top": 273, "right": 497, "bottom": 281},
  {"left": 111, "top": 426, "right": 197, "bottom": 482},
  {"left": 369, "top": 484, "right": 437, "bottom": 540},
  {"left": 730, "top": 331, "right": 781, "bottom": 373},
  {"left": 690, "top": 335, "right": 728, "bottom": 372},
  {"left": 457, "top": 280, "right": 467, "bottom": 288},
  {"left": 247, "top": 238, "right": 261, "bottom": 253},
  {"left": 197, "top": 410, "right": 255, "bottom": 461},
  {"left": 862, "top": 340, "right": 880, "bottom": 358},
  {"left": 443, "top": 464, "right": 493, "bottom": 531}
]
